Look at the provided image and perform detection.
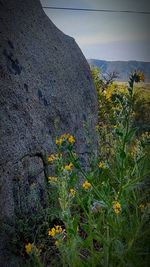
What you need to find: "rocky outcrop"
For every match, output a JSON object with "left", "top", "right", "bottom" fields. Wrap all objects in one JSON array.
[{"left": 0, "top": 0, "right": 98, "bottom": 265}]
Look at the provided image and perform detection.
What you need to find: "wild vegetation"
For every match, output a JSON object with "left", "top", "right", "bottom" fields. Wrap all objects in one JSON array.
[{"left": 13, "top": 68, "right": 150, "bottom": 267}]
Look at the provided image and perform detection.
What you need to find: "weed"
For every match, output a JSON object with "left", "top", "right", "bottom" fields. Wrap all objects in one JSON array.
[{"left": 13, "top": 71, "right": 150, "bottom": 266}]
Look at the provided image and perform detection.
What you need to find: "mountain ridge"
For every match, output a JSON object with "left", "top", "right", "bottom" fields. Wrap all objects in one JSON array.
[{"left": 88, "top": 59, "right": 150, "bottom": 82}]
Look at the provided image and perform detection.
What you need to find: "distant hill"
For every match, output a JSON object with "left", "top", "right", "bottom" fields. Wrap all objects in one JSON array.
[{"left": 88, "top": 59, "right": 150, "bottom": 82}]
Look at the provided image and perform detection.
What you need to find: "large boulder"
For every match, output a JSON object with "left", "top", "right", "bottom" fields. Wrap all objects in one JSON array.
[{"left": 0, "top": 0, "right": 98, "bottom": 265}]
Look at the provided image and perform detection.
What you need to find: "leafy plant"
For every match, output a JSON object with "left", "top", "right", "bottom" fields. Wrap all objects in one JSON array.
[{"left": 13, "top": 71, "right": 150, "bottom": 266}]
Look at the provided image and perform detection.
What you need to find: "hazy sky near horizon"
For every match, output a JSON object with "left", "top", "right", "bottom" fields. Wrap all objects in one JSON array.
[{"left": 41, "top": 0, "right": 150, "bottom": 61}]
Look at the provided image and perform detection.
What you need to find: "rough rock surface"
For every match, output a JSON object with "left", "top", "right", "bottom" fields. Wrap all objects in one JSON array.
[{"left": 0, "top": 0, "right": 98, "bottom": 265}]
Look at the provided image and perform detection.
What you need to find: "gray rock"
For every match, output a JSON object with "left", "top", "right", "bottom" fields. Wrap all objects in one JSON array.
[{"left": 0, "top": 0, "right": 98, "bottom": 265}]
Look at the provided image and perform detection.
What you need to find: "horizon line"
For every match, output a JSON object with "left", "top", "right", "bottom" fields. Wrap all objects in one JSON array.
[{"left": 88, "top": 58, "right": 150, "bottom": 63}]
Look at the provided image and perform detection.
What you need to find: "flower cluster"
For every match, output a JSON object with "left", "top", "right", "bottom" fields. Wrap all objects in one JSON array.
[
  {"left": 98, "top": 161, "right": 107, "bottom": 169},
  {"left": 64, "top": 162, "right": 73, "bottom": 171},
  {"left": 104, "top": 90, "right": 112, "bottom": 102},
  {"left": 48, "top": 225, "right": 63, "bottom": 237},
  {"left": 25, "top": 243, "right": 33, "bottom": 254},
  {"left": 113, "top": 201, "right": 122, "bottom": 214},
  {"left": 70, "top": 188, "right": 76, "bottom": 197},
  {"left": 48, "top": 176, "right": 58, "bottom": 182},
  {"left": 48, "top": 153, "right": 61, "bottom": 163},
  {"left": 82, "top": 180, "right": 92, "bottom": 190},
  {"left": 56, "top": 134, "right": 75, "bottom": 146}
]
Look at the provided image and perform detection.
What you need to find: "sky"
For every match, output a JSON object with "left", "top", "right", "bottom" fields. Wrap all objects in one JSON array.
[{"left": 40, "top": 0, "right": 150, "bottom": 61}]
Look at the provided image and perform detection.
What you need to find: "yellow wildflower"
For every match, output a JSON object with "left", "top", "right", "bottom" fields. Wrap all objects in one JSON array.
[
  {"left": 56, "top": 138, "right": 60, "bottom": 145},
  {"left": 55, "top": 225, "right": 63, "bottom": 234},
  {"left": 82, "top": 180, "right": 92, "bottom": 190},
  {"left": 25, "top": 243, "right": 32, "bottom": 254},
  {"left": 48, "top": 227, "right": 56, "bottom": 237},
  {"left": 98, "top": 161, "right": 107, "bottom": 169},
  {"left": 48, "top": 225, "right": 63, "bottom": 237},
  {"left": 48, "top": 154, "right": 56, "bottom": 162},
  {"left": 63, "top": 133, "right": 69, "bottom": 139},
  {"left": 68, "top": 135, "right": 75, "bottom": 144},
  {"left": 56, "top": 134, "right": 75, "bottom": 146},
  {"left": 48, "top": 153, "right": 59, "bottom": 162},
  {"left": 139, "top": 204, "right": 145, "bottom": 209},
  {"left": 56, "top": 137, "right": 64, "bottom": 145},
  {"left": 105, "top": 91, "right": 112, "bottom": 101},
  {"left": 113, "top": 125, "right": 118, "bottom": 129},
  {"left": 113, "top": 201, "right": 121, "bottom": 214},
  {"left": 48, "top": 176, "right": 58, "bottom": 182},
  {"left": 70, "top": 188, "right": 76, "bottom": 197},
  {"left": 64, "top": 162, "right": 73, "bottom": 171}
]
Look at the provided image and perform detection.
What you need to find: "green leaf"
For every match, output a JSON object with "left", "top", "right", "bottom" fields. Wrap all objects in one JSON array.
[
  {"left": 120, "top": 150, "right": 126, "bottom": 159},
  {"left": 114, "top": 239, "right": 124, "bottom": 256},
  {"left": 67, "top": 228, "right": 75, "bottom": 235},
  {"left": 72, "top": 216, "right": 79, "bottom": 232},
  {"left": 125, "top": 128, "right": 137, "bottom": 143},
  {"left": 116, "top": 129, "right": 123, "bottom": 137}
]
